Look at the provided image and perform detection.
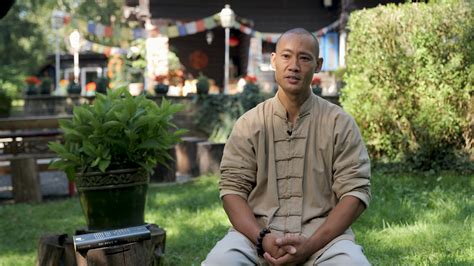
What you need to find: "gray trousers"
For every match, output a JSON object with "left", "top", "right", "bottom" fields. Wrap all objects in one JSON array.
[{"left": 202, "top": 230, "right": 370, "bottom": 266}]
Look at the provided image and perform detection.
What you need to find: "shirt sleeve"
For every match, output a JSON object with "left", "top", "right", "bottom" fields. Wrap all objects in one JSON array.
[
  {"left": 331, "top": 113, "right": 371, "bottom": 207},
  {"left": 219, "top": 115, "right": 258, "bottom": 200}
]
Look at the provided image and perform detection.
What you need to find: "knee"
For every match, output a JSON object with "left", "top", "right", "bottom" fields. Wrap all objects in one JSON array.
[
  {"left": 317, "top": 241, "right": 371, "bottom": 266},
  {"left": 202, "top": 249, "right": 254, "bottom": 266},
  {"left": 318, "top": 253, "right": 370, "bottom": 266},
  {"left": 345, "top": 253, "right": 371, "bottom": 266},
  {"left": 202, "top": 250, "right": 229, "bottom": 266}
]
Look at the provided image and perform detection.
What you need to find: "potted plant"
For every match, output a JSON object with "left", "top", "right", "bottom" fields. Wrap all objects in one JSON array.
[
  {"left": 240, "top": 75, "right": 264, "bottom": 112},
  {"left": 25, "top": 76, "right": 40, "bottom": 95},
  {"left": 48, "top": 87, "right": 185, "bottom": 230},
  {"left": 67, "top": 75, "right": 82, "bottom": 95},
  {"left": 95, "top": 77, "right": 109, "bottom": 94},
  {"left": 154, "top": 74, "right": 169, "bottom": 95},
  {"left": 40, "top": 77, "right": 53, "bottom": 95},
  {"left": 311, "top": 75, "right": 322, "bottom": 96},
  {"left": 196, "top": 74, "right": 209, "bottom": 95}
]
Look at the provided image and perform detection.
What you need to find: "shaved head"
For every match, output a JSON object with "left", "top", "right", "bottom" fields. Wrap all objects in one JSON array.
[{"left": 276, "top": 28, "right": 320, "bottom": 58}]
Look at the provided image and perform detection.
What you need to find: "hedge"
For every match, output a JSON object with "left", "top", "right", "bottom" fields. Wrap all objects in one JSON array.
[{"left": 341, "top": 1, "right": 473, "bottom": 170}]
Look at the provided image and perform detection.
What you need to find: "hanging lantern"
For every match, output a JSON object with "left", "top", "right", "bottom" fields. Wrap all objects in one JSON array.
[{"left": 229, "top": 36, "right": 240, "bottom": 47}]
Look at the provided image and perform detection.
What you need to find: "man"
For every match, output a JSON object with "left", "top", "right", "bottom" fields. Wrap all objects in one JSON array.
[{"left": 203, "top": 28, "right": 371, "bottom": 265}]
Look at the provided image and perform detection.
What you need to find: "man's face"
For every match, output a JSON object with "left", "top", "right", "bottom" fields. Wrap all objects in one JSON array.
[{"left": 271, "top": 33, "right": 321, "bottom": 95}]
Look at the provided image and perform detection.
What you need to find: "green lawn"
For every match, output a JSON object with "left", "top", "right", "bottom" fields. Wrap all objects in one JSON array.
[{"left": 0, "top": 171, "right": 472, "bottom": 265}]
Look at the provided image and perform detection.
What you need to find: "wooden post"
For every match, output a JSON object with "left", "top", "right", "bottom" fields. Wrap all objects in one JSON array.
[
  {"left": 175, "top": 137, "right": 206, "bottom": 178},
  {"left": 197, "top": 142, "right": 225, "bottom": 175},
  {"left": 151, "top": 147, "right": 176, "bottom": 183},
  {"left": 11, "top": 158, "right": 42, "bottom": 203}
]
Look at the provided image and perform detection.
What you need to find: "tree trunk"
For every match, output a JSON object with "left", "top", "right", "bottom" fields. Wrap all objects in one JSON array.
[{"left": 11, "top": 158, "right": 42, "bottom": 203}]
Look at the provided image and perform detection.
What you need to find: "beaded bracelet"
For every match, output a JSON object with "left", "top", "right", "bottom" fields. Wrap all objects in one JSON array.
[{"left": 256, "top": 227, "right": 271, "bottom": 257}]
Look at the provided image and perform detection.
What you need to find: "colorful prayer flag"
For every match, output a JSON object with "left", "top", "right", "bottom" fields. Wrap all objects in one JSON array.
[
  {"left": 203, "top": 17, "right": 216, "bottom": 29},
  {"left": 178, "top": 25, "right": 187, "bottom": 36},
  {"left": 185, "top": 22, "right": 197, "bottom": 35},
  {"left": 168, "top": 25, "right": 179, "bottom": 38},
  {"left": 196, "top": 20, "right": 205, "bottom": 32},
  {"left": 104, "top": 26, "right": 113, "bottom": 37}
]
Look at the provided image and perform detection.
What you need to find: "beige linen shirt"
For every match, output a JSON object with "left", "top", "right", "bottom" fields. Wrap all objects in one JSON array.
[{"left": 219, "top": 92, "right": 371, "bottom": 258}]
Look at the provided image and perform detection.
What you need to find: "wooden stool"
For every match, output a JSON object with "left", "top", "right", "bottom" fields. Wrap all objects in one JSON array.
[
  {"left": 37, "top": 224, "right": 166, "bottom": 266},
  {"left": 75, "top": 224, "right": 165, "bottom": 265}
]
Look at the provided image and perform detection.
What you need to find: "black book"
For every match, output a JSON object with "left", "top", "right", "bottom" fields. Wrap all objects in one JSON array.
[{"left": 73, "top": 225, "right": 151, "bottom": 251}]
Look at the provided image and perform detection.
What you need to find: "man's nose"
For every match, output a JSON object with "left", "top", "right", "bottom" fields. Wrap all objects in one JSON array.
[{"left": 288, "top": 58, "right": 300, "bottom": 72}]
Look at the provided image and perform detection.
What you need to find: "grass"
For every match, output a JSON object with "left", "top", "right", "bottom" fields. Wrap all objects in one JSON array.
[{"left": 0, "top": 171, "right": 472, "bottom": 265}]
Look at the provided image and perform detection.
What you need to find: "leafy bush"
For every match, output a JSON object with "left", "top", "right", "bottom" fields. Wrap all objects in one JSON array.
[
  {"left": 0, "top": 89, "right": 12, "bottom": 117},
  {"left": 194, "top": 94, "right": 243, "bottom": 138},
  {"left": 240, "top": 81, "right": 266, "bottom": 112},
  {"left": 49, "top": 87, "right": 186, "bottom": 180},
  {"left": 341, "top": 1, "right": 473, "bottom": 170},
  {"left": 95, "top": 77, "right": 109, "bottom": 94},
  {"left": 39, "top": 77, "right": 52, "bottom": 95},
  {"left": 194, "top": 88, "right": 273, "bottom": 142},
  {"left": 196, "top": 74, "right": 210, "bottom": 95}
]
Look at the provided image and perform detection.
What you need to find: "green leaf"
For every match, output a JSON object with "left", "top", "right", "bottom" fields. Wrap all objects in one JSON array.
[
  {"left": 48, "top": 142, "right": 67, "bottom": 154},
  {"left": 91, "top": 157, "right": 101, "bottom": 167},
  {"left": 98, "top": 160, "right": 110, "bottom": 172},
  {"left": 48, "top": 159, "right": 67, "bottom": 170},
  {"left": 137, "top": 139, "right": 161, "bottom": 149}
]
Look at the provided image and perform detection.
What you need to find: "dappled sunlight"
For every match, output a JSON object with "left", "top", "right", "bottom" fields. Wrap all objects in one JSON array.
[
  {"left": 361, "top": 219, "right": 473, "bottom": 265},
  {"left": 1, "top": 173, "right": 471, "bottom": 265},
  {"left": 353, "top": 171, "right": 473, "bottom": 265}
]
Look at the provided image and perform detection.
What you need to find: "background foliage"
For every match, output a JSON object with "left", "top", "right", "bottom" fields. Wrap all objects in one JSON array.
[
  {"left": 341, "top": 1, "right": 473, "bottom": 170},
  {"left": 194, "top": 88, "right": 272, "bottom": 142},
  {"left": 0, "top": 0, "right": 124, "bottom": 98}
]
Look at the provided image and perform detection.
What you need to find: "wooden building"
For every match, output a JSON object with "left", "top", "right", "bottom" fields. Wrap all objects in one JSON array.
[{"left": 126, "top": 0, "right": 402, "bottom": 91}]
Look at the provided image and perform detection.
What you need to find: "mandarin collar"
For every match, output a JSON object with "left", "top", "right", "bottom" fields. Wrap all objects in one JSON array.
[{"left": 272, "top": 90, "right": 316, "bottom": 119}]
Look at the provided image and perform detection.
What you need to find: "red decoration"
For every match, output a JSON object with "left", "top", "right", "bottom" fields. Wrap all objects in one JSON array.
[
  {"left": 229, "top": 36, "right": 240, "bottom": 47},
  {"left": 63, "top": 15, "right": 71, "bottom": 25},
  {"left": 25, "top": 76, "right": 41, "bottom": 85},
  {"left": 85, "top": 82, "right": 96, "bottom": 92},
  {"left": 244, "top": 75, "right": 257, "bottom": 84},
  {"left": 189, "top": 50, "right": 209, "bottom": 70},
  {"left": 311, "top": 76, "right": 321, "bottom": 86}
]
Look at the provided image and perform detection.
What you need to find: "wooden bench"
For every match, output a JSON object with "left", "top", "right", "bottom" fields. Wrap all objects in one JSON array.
[{"left": 0, "top": 115, "right": 70, "bottom": 203}]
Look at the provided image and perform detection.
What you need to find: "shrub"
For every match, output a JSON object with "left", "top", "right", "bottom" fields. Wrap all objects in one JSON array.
[
  {"left": 240, "top": 75, "right": 266, "bottom": 112},
  {"left": 0, "top": 89, "right": 12, "bottom": 117},
  {"left": 341, "top": 1, "right": 473, "bottom": 170},
  {"left": 49, "top": 87, "right": 186, "bottom": 180},
  {"left": 39, "top": 77, "right": 52, "bottom": 95},
  {"left": 95, "top": 77, "right": 109, "bottom": 94},
  {"left": 194, "top": 94, "right": 242, "bottom": 137},
  {"left": 196, "top": 74, "right": 210, "bottom": 95}
]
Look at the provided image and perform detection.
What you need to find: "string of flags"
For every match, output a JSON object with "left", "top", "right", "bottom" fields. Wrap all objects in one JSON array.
[
  {"left": 81, "top": 41, "right": 128, "bottom": 56},
  {"left": 83, "top": 18, "right": 339, "bottom": 43},
  {"left": 67, "top": 12, "right": 340, "bottom": 55}
]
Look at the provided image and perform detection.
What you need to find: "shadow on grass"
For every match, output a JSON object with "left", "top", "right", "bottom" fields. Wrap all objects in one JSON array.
[
  {"left": 163, "top": 222, "right": 229, "bottom": 265},
  {"left": 356, "top": 171, "right": 473, "bottom": 231},
  {"left": 146, "top": 177, "right": 221, "bottom": 213},
  {"left": 0, "top": 198, "right": 84, "bottom": 256}
]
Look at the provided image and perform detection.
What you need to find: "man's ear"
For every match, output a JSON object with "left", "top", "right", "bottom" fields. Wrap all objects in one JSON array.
[
  {"left": 315, "top": 58, "right": 323, "bottom": 73},
  {"left": 271, "top": 52, "right": 276, "bottom": 70}
]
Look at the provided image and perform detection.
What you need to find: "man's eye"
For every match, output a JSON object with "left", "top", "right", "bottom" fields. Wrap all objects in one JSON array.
[
  {"left": 301, "top": 56, "right": 311, "bottom": 61},
  {"left": 281, "top": 54, "right": 290, "bottom": 59}
]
